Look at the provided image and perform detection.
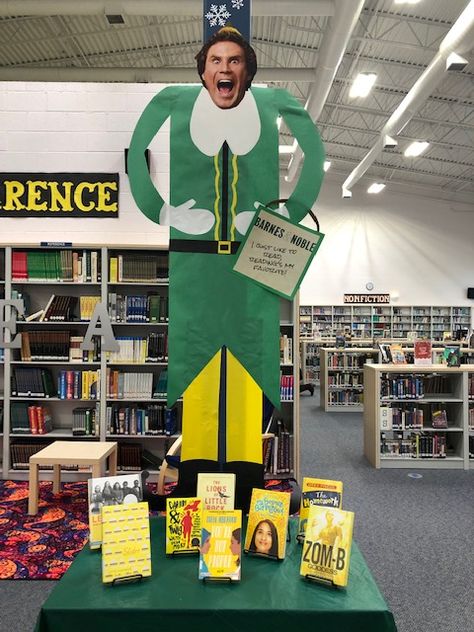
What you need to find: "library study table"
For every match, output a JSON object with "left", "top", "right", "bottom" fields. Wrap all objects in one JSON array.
[{"left": 34, "top": 517, "right": 397, "bottom": 632}]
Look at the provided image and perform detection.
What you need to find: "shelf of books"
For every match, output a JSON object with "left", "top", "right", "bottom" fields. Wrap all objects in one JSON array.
[
  {"left": 300, "top": 305, "right": 472, "bottom": 341},
  {"left": 320, "top": 348, "right": 379, "bottom": 412},
  {"left": 263, "top": 298, "right": 300, "bottom": 480},
  {"left": 0, "top": 245, "right": 300, "bottom": 484},
  {"left": 364, "top": 364, "right": 473, "bottom": 469}
]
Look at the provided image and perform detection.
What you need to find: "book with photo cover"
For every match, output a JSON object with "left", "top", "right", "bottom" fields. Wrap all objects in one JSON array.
[
  {"left": 166, "top": 497, "right": 202, "bottom": 555},
  {"left": 300, "top": 504, "right": 354, "bottom": 588},
  {"left": 102, "top": 501, "right": 151, "bottom": 584},
  {"left": 297, "top": 477, "right": 343, "bottom": 542},
  {"left": 244, "top": 488, "right": 290, "bottom": 560},
  {"left": 88, "top": 473, "right": 143, "bottom": 549},
  {"left": 199, "top": 509, "right": 241, "bottom": 581},
  {"left": 197, "top": 472, "right": 235, "bottom": 511}
]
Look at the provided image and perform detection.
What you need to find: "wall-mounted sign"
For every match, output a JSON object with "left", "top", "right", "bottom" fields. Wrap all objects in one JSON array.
[
  {"left": 0, "top": 173, "right": 119, "bottom": 217},
  {"left": 344, "top": 294, "right": 390, "bottom": 304},
  {"left": 233, "top": 207, "right": 324, "bottom": 300}
]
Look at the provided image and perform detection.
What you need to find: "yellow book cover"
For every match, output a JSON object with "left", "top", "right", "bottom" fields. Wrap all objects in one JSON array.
[
  {"left": 297, "top": 477, "right": 343, "bottom": 541},
  {"left": 244, "top": 488, "right": 290, "bottom": 560},
  {"left": 166, "top": 497, "right": 202, "bottom": 554},
  {"left": 300, "top": 505, "right": 354, "bottom": 587},
  {"left": 88, "top": 473, "right": 144, "bottom": 549},
  {"left": 109, "top": 257, "right": 118, "bottom": 283},
  {"left": 101, "top": 501, "right": 151, "bottom": 584},
  {"left": 197, "top": 472, "right": 236, "bottom": 511},
  {"left": 199, "top": 510, "right": 241, "bottom": 581}
]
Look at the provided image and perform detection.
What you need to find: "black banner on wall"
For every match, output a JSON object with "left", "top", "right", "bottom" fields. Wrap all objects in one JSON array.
[{"left": 0, "top": 172, "right": 119, "bottom": 217}]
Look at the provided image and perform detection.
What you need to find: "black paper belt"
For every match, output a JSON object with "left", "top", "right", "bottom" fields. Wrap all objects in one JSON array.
[{"left": 169, "top": 239, "right": 241, "bottom": 255}]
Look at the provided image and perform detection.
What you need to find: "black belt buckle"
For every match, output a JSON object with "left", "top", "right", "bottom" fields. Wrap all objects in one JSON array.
[{"left": 217, "top": 240, "right": 232, "bottom": 255}]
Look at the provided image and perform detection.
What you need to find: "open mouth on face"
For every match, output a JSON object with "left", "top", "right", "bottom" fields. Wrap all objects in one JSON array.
[{"left": 217, "top": 79, "right": 234, "bottom": 95}]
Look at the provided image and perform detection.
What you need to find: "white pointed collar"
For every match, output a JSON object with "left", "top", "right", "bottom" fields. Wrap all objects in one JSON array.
[{"left": 190, "top": 87, "right": 261, "bottom": 156}]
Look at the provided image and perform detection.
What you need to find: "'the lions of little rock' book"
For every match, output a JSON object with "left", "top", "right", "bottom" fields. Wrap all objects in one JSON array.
[
  {"left": 199, "top": 510, "right": 242, "bottom": 581},
  {"left": 166, "top": 497, "right": 202, "bottom": 554},
  {"left": 244, "top": 488, "right": 290, "bottom": 560},
  {"left": 300, "top": 505, "right": 354, "bottom": 587},
  {"left": 197, "top": 472, "right": 236, "bottom": 511},
  {"left": 297, "top": 477, "right": 343, "bottom": 542}
]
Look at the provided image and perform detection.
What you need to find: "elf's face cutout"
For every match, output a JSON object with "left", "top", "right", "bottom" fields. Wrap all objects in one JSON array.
[{"left": 202, "top": 41, "right": 249, "bottom": 109}]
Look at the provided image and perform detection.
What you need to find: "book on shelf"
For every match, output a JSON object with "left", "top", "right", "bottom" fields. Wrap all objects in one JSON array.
[
  {"left": 443, "top": 345, "right": 461, "bottom": 367},
  {"left": 431, "top": 407, "right": 448, "bottom": 429},
  {"left": 378, "top": 343, "right": 392, "bottom": 363},
  {"left": 379, "top": 406, "right": 393, "bottom": 431},
  {"left": 166, "top": 497, "right": 202, "bottom": 555},
  {"left": 197, "top": 473, "right": 236, "bottom": 511},
  {"left": 11, "top": 366, "right": 56, "bottom": 397},
  {"left": 72, "top": 405, "right": 99, "bottom": 436},
  {"left": 263, "top": 419, "right": 292, "bottom": 476},
  {"left": 101, "top": 502, "right": 151, "bottom": 584},
  {"left": 10, "top": 441, "right": 51, "bottom": 469},
  {"left": 389, "top": 343, "right": 406, "bottom": 364},
  {"left": 244, "top": 488, "right": 290, "bottom": 560},
  {"left": 280, "top": 334, "right": 293, "bottom": 364},
  {"left": 199, "top": 509, "right": 241, "bottom": 581},
  {"left": 88, "top": 472, "right": 144, "bottom": 549},
  {"left": 118, "top": 443, "right": 142, "bottom": 471},
  {"left": 300, "top": 505, "right": 354, "bottom": 588},
  {"left": 297, "top": 478, "right": 343, "bottom": 543},
  {"left": 414, "top": 340, "right": 432, "bottom": 366}
]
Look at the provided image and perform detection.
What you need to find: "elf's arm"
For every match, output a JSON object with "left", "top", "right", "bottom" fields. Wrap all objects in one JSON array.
[
  {"left": 276, "top": 88, "right": 325, "bottom": 223},
  {"left": 127, "top": 86, "right": 214, "bottom": 234}
]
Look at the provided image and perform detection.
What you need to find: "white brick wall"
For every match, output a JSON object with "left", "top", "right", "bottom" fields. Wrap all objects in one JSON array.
[{"left": 0, "top": 81, "right": 472, "bottom": 306}]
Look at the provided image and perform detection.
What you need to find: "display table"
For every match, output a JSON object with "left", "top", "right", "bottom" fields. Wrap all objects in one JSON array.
[
  {"left": 34, "top": 517, "right": 397, "bottom": 632},
  {"left": 28, "top": 441, "right": 118, "bottom": 514}
]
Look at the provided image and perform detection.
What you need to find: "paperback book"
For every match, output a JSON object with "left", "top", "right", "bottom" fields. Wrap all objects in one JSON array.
[
  {"left": 166, "top": 497, "right": 202, "bottom": 554},
  {"left": 88, "top": 473, "right": 143, "bottom": 549},
  {"left": 443, "top": 345, "right": 461, "bottom": 367},
  {"left": 389, "top": 343, "right": 406, "bottom": 364},
  {"left": 199, "top": 510, "right": 241, "bottom": 581},
  {"left": 197, "top": 472, "right": 235, "bottom": 511},
  {"left": 297, "top": 477, "right": 343, "bottom": 542},
  {"left": 414, "top": 340, "right": 432, "bottom": 366},
  {"left": 300, "top": 505, "right": 354, "bottom": 588},
  {"left": 102, "top": 501, "right": 151, "bottom": 584},
  {"left": 244, "top": 488, "right": 290, "bottom": 560}
]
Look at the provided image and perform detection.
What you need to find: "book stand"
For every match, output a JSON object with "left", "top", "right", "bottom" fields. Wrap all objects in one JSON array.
[
  {"left": 244, "top": 549, "right": 281, "bottom": 561},
  {"left": 111, "top": 573, "right": 143, "bottom": 586},
  {"left": 202, "top": 576, "right": 233, "bottom": 583},
  {"left": 167, "top": 549, "right": 199, "bottom": 556},
  {"left": 303, "top": 574, "right": 339, "bottom": 589}
]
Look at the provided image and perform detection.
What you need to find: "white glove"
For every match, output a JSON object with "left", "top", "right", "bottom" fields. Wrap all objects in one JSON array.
[{"left": 159, "top": 199, "right": 215, "bottom": 235}]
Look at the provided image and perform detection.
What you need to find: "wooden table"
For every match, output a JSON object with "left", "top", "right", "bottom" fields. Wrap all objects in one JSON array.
[{"left": 28, "top": 441, "right": 117, "bottom": 514}]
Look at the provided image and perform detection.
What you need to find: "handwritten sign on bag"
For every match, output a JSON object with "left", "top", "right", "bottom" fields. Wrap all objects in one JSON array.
[{"left": 233, "top": 207, "right": 324, "bottom": 300}]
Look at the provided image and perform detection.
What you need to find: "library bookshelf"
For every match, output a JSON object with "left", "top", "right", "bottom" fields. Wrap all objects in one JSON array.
[
  {"left": 300, "top": 305, "right": 472, "bottom": 341},
  {"left": 364, "top": 364, "right": 473, "bottom": 470},
  {"left": 0, "top": 245, "right": 300, "bottom": 483},
  {"left": 320, "top": 348, "right": 379, "bottom": 412}
]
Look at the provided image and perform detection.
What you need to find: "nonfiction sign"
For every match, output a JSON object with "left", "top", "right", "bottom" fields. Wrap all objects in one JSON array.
[
  {"left": 0, "top": 172, "right": 119, "bottom": 217},
  {"left": 344, "top": 294, "right": 390, "bottom": 304},
  {"left": 234, "top": 207, "right": 324, "bottom": 300}
]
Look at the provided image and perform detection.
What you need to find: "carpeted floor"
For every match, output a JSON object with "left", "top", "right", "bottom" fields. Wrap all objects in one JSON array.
[
  {"left": 0, "top": 477, "right": 292, "bottom": 581},
  {"left": 0, "top": 480, "right": 89, "bottom": 580}
]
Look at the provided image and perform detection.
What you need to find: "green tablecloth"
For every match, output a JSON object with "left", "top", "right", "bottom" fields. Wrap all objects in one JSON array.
[{"left": 35, "top": 517, "right": 397, "bottom": 632}]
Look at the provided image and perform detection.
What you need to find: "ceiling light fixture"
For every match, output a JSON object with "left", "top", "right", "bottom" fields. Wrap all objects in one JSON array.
[
  {"left": 323, "top": 161, "right": 331, "bottom": 172},
  {"left": 394, "top": 0, "right": 421, "bottom": 4},
  {"left": 367, "top": 183, "right": 386, "bottom": 194},
  {"left": 404, "top": 141, "right": 429, "bottom": 157},
  {"left": 349, "top": 73, "right": 377, "bottom": 98},
  {"left": 105, "top": 14, "right": 125, "bottom": 25},
  {"left": 342, "top": 188, "right": 352, "bottom": 199},
  {"left": 384, "top": 135, "right": 398, "bottom": 148}
]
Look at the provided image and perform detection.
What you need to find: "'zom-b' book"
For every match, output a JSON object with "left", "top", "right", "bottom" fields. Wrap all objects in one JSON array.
[
  {"left": 297, "top": 477, "right": 343, "bottom": 542},
  {"left": 197, "top": 472, "right": 236, "bottom": 511},
  {"left": 166, "top": 497, "right": 202, "bottom": 554},
  {"left": 199, "top": 510, "right": 241, "bottom": 581},
  {"left": 101, "top": 502, "right": 151, "bottom": 584},
  {"left": 244, "top": 488, "right": 290, "bottom": 560},
  {"left": 300, "top": 505, "right": 354, "bottom": 587}
]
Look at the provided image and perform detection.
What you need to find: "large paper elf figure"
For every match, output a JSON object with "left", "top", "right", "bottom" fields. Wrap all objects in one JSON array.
[{"left": 128, "top": 27, "right": 325, "bottom": 509}]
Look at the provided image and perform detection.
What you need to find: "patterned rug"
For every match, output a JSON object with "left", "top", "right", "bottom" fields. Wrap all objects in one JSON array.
[
  {"left": 0, "top": 480, "right": 89, "bottom": 580},
  {"left": 0, "top": 478, "right": 293, "bottom": 580}
]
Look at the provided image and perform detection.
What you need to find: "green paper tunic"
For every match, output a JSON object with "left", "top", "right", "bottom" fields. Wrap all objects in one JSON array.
[{"left": 128, "top": 86, "right": 325, "bottom": 407}]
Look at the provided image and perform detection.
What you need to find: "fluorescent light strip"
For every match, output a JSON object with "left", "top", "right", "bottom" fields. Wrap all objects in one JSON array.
[
  {"left": 367, "top": 183, "right": 385, "bottom": 194},
  {"left": 404, "top": 141, "right": 429, "bottom": 157},
  {"left": 324, "top": 161, "right": 331, "bottom": 172},
  {"left": 349, "top": 73, "right": 377, "bottom": 98}
]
